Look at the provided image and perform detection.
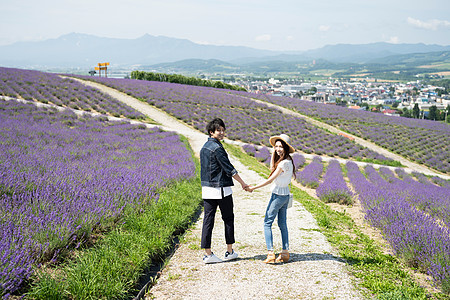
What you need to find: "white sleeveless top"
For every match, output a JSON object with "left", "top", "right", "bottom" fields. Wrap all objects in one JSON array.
[{"left": 271, "top": 159, "right": 293, "bottom": 195}]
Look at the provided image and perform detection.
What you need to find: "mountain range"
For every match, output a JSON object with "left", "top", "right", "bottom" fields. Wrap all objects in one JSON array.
[{"left": 1, "top": 33, "right": 450, "bottom": 71}]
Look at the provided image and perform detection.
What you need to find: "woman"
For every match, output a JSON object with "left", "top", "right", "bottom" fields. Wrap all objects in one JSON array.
[{"left": 248, "top": 134, "right": 295, "bottom": 263}]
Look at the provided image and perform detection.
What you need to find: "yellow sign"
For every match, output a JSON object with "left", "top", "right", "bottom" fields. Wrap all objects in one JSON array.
[{"left": 95, "top": 62, "right": 110, "bottom": 77}]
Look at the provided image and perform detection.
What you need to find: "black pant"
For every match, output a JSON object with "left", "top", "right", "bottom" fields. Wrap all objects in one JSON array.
[{"left": 201, "top": 194, "right": 235, "bottom": 249}]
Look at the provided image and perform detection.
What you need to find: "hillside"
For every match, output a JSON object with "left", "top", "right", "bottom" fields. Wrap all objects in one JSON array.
[
  {"left": 1, "top": 68, "right": 449, "bottom": 298},
  {"left": 147, "top": 51, "right": 450, "bottom": 81}
]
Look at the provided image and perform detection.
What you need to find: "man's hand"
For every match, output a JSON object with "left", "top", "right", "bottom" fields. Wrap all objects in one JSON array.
[{"left": 244, "top": 185, "right": 253, "bottom": 193}]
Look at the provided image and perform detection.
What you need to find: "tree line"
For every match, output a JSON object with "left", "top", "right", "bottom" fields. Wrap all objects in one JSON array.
[{"left": 130, "top": 71, "right": 247, "bottom": 92}]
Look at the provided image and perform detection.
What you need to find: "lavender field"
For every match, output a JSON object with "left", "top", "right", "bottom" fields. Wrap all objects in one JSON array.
[
  {"left": 252, "top": 94, "right": 450, "bottom": 174},
  {"left": 242, "top": 143, "right": 449, "bottom": 290},
  {"left": 77, "top": 75, "right": 395, "bottom": 165},
  {"left": 1, "top": 67, "right": 449, "bottom": 295},
  {"left": 0, "top": 100, "right": 195, "bottom": 296},
  {"left": 0, "top": 67, "right": 145, "bottom": 120},
  {"left": 346, "top": 161, "right": 450, "bottom": 292}
]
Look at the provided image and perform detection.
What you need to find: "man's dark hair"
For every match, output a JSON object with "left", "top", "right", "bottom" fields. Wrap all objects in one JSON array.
[{"left": 206, "top": 118, "right": 226, "bottom": 136}]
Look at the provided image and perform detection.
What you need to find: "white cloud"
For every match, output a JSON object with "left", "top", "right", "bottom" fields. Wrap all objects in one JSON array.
[
  {"left": 255, "top": 34, "right": 271, "bottom": 42},
  {"left": 319, "top": 25, "right": 330, "bottom": 32},
  {"left": 407, "top": 17, "right": 450, "bottom": 30},
  {"left": 388, "top": 36, "right": 399, "bottom": 44}
]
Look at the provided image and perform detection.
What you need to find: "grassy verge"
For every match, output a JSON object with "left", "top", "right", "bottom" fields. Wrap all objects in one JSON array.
[
  {"left": 355, "top": 157, "right": 404, "bottom": 168},
  {"left": 27, "top": 166, "right": 202, "bottom": 299},
  {"left": 224, "top": 141, "right": 446, "bottom": 299}
]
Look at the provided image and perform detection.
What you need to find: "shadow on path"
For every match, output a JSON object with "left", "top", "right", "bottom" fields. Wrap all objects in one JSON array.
[{"left": 228, "top": 252, "right": 347, "bottom": 265}]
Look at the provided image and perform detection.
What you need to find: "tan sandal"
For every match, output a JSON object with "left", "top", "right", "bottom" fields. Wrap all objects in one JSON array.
[
  {"left": 263, "top": 252, "right": 276, "bottom": 264},
  {"left": 275, "top": 252, "right": 290, "bottom": 263}
]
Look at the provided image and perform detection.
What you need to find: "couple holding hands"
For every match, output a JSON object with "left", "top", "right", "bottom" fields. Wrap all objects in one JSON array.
[{"left": 200, "top": 118, "right": 295, "bottom": 264}]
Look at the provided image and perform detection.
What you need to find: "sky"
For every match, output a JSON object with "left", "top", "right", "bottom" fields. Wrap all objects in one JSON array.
[{"left": 1, "top": 0, "right": 450, "bottom": 51}]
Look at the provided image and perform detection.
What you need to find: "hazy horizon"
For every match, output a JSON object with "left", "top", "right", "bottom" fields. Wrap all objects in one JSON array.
[{"left": 3, "top": 31, "right": 450, "bottom": 53}]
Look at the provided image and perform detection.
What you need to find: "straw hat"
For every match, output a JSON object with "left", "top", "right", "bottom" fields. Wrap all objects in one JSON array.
[{"left": 269, "top": 134, "right": 295, "bottom": 153}]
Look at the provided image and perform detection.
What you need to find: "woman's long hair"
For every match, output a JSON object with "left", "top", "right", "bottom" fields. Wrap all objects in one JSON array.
[{"left": 270, "top": 139, "right": 296, "bottom": 179}]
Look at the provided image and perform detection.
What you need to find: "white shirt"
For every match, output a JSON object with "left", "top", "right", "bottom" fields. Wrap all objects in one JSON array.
[
  {"left": 271, "top": 159, "right": 293, "bottom": 195},
  {"left": 202, "top": 186, "right": 233, "bottom": 199}
]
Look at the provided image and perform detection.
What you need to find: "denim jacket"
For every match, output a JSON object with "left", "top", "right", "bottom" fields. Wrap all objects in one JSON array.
[{"left": 200, "top": 137, "right": 237, "bottom": 187}]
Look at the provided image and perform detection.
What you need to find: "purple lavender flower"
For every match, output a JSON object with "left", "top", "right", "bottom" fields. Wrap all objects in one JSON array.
[
  {"left": 316, "top": 160, "right": 354, "bottom": 204},
  {"left": 297, "top": 156, "right": 324, "bottom": 188},
  {"left": 346, "top": 161, "right": 450, "bottom": 291}
]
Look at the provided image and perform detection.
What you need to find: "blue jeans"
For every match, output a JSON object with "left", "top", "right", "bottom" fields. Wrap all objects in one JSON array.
[{"left": 264, "top": 193, "right": 289, "bottom": 251}]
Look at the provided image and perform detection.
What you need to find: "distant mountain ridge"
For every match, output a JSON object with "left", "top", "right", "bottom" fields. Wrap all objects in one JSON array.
[
  {"left": 367, "top": 50, "right": 450, "bottom": 65},
  {"left": 0, "top": 33, "right": 278, "bottom": 68},
  {"left": 301, "top": 42, "right": 450, "bottom": 63},
  {"left": 0, "top": 32, "right": 449, "bottom": 69}
]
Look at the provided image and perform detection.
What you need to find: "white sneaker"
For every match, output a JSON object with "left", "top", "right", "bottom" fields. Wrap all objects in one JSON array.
[
  {"left": 203, "top": 252, "right": 223, "bottom": 264},
  {"left": 223, "top": 250, "right": 238, "bottom": 261}
]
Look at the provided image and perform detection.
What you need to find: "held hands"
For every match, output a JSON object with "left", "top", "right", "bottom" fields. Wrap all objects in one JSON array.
[{"left": 241, "top": 183, "right": 253, "bottom": 192}]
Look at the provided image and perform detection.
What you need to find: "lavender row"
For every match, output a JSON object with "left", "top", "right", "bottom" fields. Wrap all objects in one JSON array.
[
  {"left": 77, "top": 76, "right": 393, "bottom": 164},
  {"left": 0, "top": 100, "right": 195, "bottom": 296},
  {"left": 0, "top": 67, "right": 145, "bottom": 120},
  {"left": 346, "top": 161, "right": 450, "bottom": 291},
  {"left": 251, "top": 94, "right": 450, "bottom": 174},
  {"left": 432, "top": 176, "right": 450, "bottom": 187},
  {"left": 296, "top": 156, "right": 324, "bottom": 188},
  {"left": 316, "top": 160, "right": 354, "bottom": 204}
]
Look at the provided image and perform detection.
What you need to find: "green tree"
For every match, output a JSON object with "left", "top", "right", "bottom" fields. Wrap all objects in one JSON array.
[
  {"left": 429, "top": 105, "right": 438, "bottom": 121},
  {"left": 294, "top": 91, "right": 303, "bottom": 98},
  {"left": 306, "top": 87, "right": 317, "bottom": 95},
  {"left": 214, "top": 81, "right": 225, "bottom": 89},
  {"left": 130, "top": 71, "right": 246, "bottom": 91},
  {"left": 402, "top": 108, "right": 412, "bottom": 118},
  {"left": 413, "top": 103, "right": 420, "bottom": 118}
]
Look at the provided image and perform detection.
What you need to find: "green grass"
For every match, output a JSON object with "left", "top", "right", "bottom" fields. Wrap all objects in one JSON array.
[
  {"left": 27, "top": 164, "right": 202, "bottom": 299},
  {"left": 223, "top": 141, "right": 447, "bottom": 299},
  {"left": 355, "top": 157, "right": 404, "bottom": 168}
]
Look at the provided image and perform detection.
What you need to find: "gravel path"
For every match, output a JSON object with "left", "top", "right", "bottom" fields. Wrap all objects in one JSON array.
[{"left": 76, "top": 80, "right": 362, "bottom": 299}]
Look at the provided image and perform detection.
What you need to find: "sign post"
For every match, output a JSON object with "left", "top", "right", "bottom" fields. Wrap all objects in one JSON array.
[{"left": 95, "top": 62, "right": 110, "bottom": 77}]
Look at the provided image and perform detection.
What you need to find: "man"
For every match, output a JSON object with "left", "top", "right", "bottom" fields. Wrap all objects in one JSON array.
[{"left": 200, "top": 118, "right": 249, "bottom": 264}]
